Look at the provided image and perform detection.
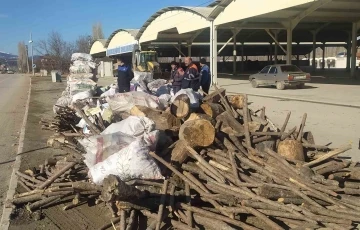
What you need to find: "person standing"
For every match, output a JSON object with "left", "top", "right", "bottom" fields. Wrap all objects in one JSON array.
[
  {"left": 199, "top": 58, "right": 211, "bottom": 94},
  {"left": 169, "top": 61, "right": 178, "bottom": 83},
  {"left": 116, "top": 57, "right": 133, "bottom": 93},
  {"left": 172, "top": 68, "right": 184, "bottom": 94},
  {"left": 181, "top": 57, "right": 200, "bottom": 91}
]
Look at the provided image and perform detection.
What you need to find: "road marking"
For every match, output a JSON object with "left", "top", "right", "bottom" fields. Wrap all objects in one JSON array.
[{"left": 0, "top": 77, "right": 31, "bottom": 229}]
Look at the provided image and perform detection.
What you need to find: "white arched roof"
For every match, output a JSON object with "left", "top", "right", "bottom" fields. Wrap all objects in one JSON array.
[
  {"left": 90, "top": 39, "right": 106, "bottom": 55},
  {"left": 136, "top": 6, "right": 213, "bottom": 44},
  {"left": 105, "top": 29, "right": 139, "bottom": 56}
]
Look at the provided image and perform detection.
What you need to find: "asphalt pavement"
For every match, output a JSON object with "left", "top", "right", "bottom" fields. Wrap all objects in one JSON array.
[{"left": 0, "top": 74, "right": 30, "bottom": 220}]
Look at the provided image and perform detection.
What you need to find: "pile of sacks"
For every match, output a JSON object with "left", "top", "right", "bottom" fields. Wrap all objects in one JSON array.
[{"left": 53, "top": 53, "right": 98, "bottom": 113}]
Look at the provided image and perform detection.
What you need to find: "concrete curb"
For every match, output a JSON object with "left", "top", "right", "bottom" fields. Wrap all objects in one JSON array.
[
  {"left": 0, "top": 77, "right": 32, "bottom": 229},
  {"left": 227, "top": 91, "right": 360, "bottom": 109}
]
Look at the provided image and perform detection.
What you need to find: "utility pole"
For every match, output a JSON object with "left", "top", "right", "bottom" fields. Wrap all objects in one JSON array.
[
  {"left": 29, "top": 32, "right": 34, "bottom": 76},
  {"left": 25, "top": 45, "right": 30, "bottom": 73}
]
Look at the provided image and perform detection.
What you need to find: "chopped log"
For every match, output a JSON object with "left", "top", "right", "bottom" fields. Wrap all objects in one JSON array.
[
  {"left": 11, "top": 194, "right": 43, "bottom": 205},
  {"left": 202, "top": 88, "right": 226, "bottom": 103},
  {"left": 170, "top": 140, "right": 190, "bottom": 165},
  {"left": 119, "top": 209, "right": 126, "bottom": 230},
  {"left": 242, "top": 206, "right": 283, "bottom": 230},
  {"left": 130, "top": 105, "right": 181, "bottom": 130},
  {"left": 179, "top": 119, "right": 215, "bottom": 147},
  {"left": 170, "top": 94, "right": 190, "bottom": 119},
  {"left": 226, "top": 94, "right": 245, "bottom": 109},
  {"left": 277, "top": 140, "right": 305, "bottom": 161},
  {"left": 200, "top": 103, "right": 225, "bottom": 119},
  {"left": 297, "top": 113, "right": 307, "bottom": 141},
  {"left": 73, "top": 104, "right": 101, "bottom": 135},
  {"left": 213, "top": 85, "right": 237, "bottom": 118},
  {"left": 26, "top": 195, "right": 62, "bottom": 212},
  {"left": 186, "top": 113, "right": 215, "bottom": 126}
]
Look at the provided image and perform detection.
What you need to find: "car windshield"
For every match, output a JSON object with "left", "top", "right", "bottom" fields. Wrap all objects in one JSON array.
[{"left": 280, "top": 65, "right": 301, "bottom": 72}]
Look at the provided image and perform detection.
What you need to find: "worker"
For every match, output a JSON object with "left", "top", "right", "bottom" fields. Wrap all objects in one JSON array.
[
  {"left": 169, "top": 61, "right": 178, "bottom": 83},
  {"left": 172, "top": 68, "right": 185, "bottom": 94},
  {"left": 181, "top": 57, "right": 200, "bottom": 91},
  {"left": 116, "top": 57, "right": 133, "bottom": 93},
  {"left": 199, "top": 58, "right": 211, "bottom": 94}
]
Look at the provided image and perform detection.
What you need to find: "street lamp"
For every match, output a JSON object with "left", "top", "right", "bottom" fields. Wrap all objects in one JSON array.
[{"left": 29, "top": 33, "right": 34, "bottom": 76}]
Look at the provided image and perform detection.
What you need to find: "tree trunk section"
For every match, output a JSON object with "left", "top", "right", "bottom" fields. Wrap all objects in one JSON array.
[
  {"left": 179, "top": 119, "right": 215, "bottom": 148},
  {"left": 130, "top": 105, "right": 181, "bottom": 130},
  {"left": 227, "top": 94, "right": 245, "bottom": 109},
  {"left": 170, "top": 94, "right": 190, "bottom": 119}
]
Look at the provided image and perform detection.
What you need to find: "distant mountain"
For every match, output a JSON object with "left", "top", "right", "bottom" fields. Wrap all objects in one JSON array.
[{"left": 0, "top": 51, "right": 18, "bottom": 60}]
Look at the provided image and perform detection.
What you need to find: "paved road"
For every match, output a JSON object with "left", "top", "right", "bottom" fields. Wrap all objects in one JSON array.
[
  {"left": 0, "top": 74, "right": 30, "bottom": 220},
  {"left": 218, "top": 77, "right": 360, "bottom": 107}
]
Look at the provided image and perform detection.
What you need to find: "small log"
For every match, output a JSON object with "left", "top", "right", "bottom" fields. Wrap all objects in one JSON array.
[
  {"left": 125, "top": 210, "right": 136, "bottom": 230},
  {"left": 277, "top": 140, "right": 305, "bottom": 161},
  {"left": 297, "top": 113, "right": 307, "bottom": 141},
  {"left": 193, "top": 213, "right": 235, "bottom": 230},
  {"left": 155, "top": 180, "right": 168, "bottom": 230},
  {"left": 38, "top": 162, "right": 76, "bottom": 189},
  {"left": 315, "top": 160, "right": 350, "bottom": 175},
  {"left": 242, "top": 205, "right": 283, "bottom": 230},
  {"left": 216, "top": 112, "right": 244, "bottom": 135},
  {"left": 185, "top": 183, "right": 193, "bottom": 227},
  {"left": 304, "top": 145, "right": 352, "bottom": 167},
  {"left": 202, "top": 87, "right": 226, "bottom": 103},
  {"left": 213, "top": 85, "right": 237, "bottom": 118},
  {"left": 73, "top": 104, "right": 101, "bottom": 134},
  {"left": 170, "top": 140, "right": 190, "bottom": 165},
  {"left": 178, "top": 203, "right": 259, "bottom": 230},
  {"left": 100, "top": 175, "right": 146, "bottom": 203},
  {"left": 11, "top": 194, "right": 43, "bottom": 205},
  {"left": 258, "top": 185, "right": 298, "bottom": 199},
  {"left": 179, "top": 119, "right": 215, "bottom": 147},
  {"left": 200, "top": 103, "right": 225, "bottom": 118},
  {"left": 226, "top": 94, "right": 245, "bottom": 109},
  {"left": 26, "top": 195, "right": 62, "bottom": 212},
  {"left": 243, "top": 94, "right": 251, "bottom": 148},
  {"left": 280, "top": 112, "right": 291, "bottom": 133},
  {"left": 119, "top": 209, "right": 126, "bottom": 230},
  {"left": 170, "top": 94, "right": 190, "bottom": 119},
  {"left": 130, "top": 105, "right": 181, "bottom": 130}
]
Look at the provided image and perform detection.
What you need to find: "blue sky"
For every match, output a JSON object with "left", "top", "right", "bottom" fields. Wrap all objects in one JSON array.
[{"left": 0, "top": 0, "right": 214, "bottom": 55}]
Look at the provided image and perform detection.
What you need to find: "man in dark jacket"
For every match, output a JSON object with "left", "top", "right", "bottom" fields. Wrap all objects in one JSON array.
[
  {"left": 199, "top": 58, "right": 211, "bottom": 94},
  {"left": 181, "top": 57, "right": 200, "bottom": 91},
  {"left": 116, "top": 57, "right": 133, "bottom": 93}
]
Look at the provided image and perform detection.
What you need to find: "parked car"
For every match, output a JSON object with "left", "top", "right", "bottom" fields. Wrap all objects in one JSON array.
[
  {"left": 249, "top": 64, "right": 311, "bottom": 90},
  {"left": 7, "top": 70, "right": 14, "bottom": 74}
]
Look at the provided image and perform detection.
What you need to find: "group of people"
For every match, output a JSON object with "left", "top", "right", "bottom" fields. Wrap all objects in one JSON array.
[
  {"left": 169, "top": 57, "right": 211, "bottom": 95},
  {"left": 115, "top": 56, "right": 211, "bottom": 95}
]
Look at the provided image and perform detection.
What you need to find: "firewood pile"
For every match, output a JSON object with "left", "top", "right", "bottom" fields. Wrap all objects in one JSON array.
[{"left": 10, "top": 86, "right": 360, "bottom": 230}]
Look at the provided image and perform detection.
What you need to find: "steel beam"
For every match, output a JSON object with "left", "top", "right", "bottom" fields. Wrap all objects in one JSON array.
[
  {"left": 284, "top": 0, "right": 333, "bottom": 30},
  {"left": 286, "top": 28, "right": 293, "bottom": 64},
  {"left": 312, "top": 32, "right": 317, "bottom": 72},
  {"left": 265, "top": 29, "right": 287, "bottom": 55},
  {"left": 173, "top": 44, "right": 186, "bottom": 57}
]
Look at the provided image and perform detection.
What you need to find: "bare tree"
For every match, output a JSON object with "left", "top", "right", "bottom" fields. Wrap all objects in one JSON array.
[
  {"left": 76, "top": 35, "right": 92, "bottom": 53},
  {"left": 35, "top": 31, "right": 75, "bottom": 72},
  {"left": 17, "top": 42, "right": 28, "bottom": 73},
  {"left": 92, "top": 22, "right": 104, "bottom": 40}
]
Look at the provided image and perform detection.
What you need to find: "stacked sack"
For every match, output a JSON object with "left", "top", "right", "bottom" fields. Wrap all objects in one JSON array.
[{"left": 53, "top": 53, "right": 98, "bottom": 114}]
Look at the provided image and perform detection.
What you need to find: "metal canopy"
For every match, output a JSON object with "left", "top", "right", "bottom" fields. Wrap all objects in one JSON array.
[{"left": 136, "top": 6, "right": 213, "bottom": 44}]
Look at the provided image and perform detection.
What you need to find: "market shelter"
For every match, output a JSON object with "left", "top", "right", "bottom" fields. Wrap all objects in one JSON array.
[
  {"left": 90, "top": 39, "right": 107, "bottom": 58},
  {"left": 208, "top": 0, "right": 360, "bottom": 83}
]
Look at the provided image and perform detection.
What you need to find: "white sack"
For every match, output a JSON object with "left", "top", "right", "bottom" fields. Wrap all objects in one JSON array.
[
  {"left": 53, "top": 95, "right": 72, "bottom": 114},
  {"left": 71, "top": 90, "right": 94, "bottom": 104},
  {"left": 106, "top": 91, "right": 160, "bottom": 113},
  {"left": 101, "top": 84, "right": 118, "bottom": 97},
  {"left": 133, "top": 71, "right": 153, "bottom": 83},
  {"left": 73, "top": 60, "right": 96, "bottom": 69},
  {"left": 71, "top": 53, "right": 93, "bottom": 62},
  {"left": 88, "top": 137, "right": 163, "bottom": 185},
  {"left": 79, "top": 131, "right": 136, "bottom": 168},
  {"left": 101, "top": 116, "right": 155, "bottom": 137}
]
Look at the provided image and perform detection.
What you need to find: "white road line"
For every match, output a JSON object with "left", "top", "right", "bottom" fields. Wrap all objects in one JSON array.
[{"left": 0, "top": 77, "right": 32, "bottom": 229}]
